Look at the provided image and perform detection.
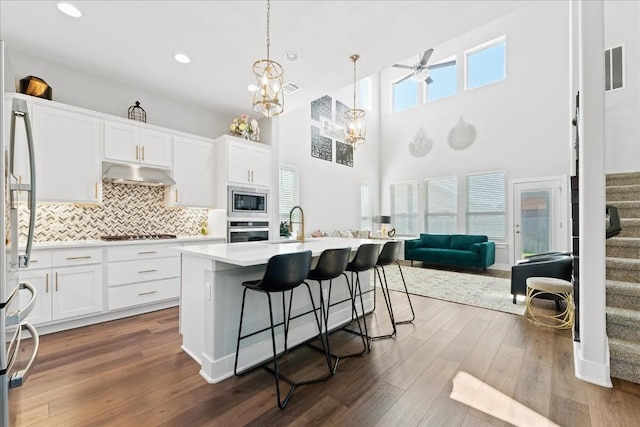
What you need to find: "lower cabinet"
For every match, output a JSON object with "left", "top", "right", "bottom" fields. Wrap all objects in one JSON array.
[
  {"left": 106, "top": 243, "right": 181, "bottom": 311},
  {"left": 17, "top": 248, "right": 103, "bottom": 325}
]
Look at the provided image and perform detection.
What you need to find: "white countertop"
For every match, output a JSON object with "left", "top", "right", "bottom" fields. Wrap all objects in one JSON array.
[
  {"left": 176, "top": 237, "right": 384, "bottom": 267},
  {"left": 13, "top": 235, "right": 226, "bottom": 250}
]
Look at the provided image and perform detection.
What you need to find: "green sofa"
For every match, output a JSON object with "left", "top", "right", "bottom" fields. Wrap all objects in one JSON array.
[{"left": 404, "top": 234, "right": 495, "bottom": 270}]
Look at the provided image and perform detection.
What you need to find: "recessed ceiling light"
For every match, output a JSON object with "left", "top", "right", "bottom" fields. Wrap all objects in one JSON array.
[
  {"left": 56, "top": 2, "right": 82, "bottom": 18},
  {"left": 174, "top": 53, "right": 191, "bottom": 64},
  {"left": 283, "top": 51, "right": 299, "bottom": 62}
]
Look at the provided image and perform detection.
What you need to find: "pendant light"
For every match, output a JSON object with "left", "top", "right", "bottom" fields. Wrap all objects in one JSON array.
[
  {"left": 252, "top": 0, "right": 284, "bottom": 118},
  {"left": 344, "top": 54, "right": 366, "bottom": 149}
]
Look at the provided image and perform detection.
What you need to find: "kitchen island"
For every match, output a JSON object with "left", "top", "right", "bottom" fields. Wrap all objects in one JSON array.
[{"left": 176, "top": 237, "right": 379, "bottom": 383}]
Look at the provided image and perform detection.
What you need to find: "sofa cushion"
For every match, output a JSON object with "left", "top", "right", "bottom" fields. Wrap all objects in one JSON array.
[
  {"left": 414, "top": 248, "right": 480, "bottom": 261},
  {"left": 450, "top": 234, "right": 487, "bottom": 250},
  {"left": 420, "top": 234, "right": 451, "bottom": 248}
]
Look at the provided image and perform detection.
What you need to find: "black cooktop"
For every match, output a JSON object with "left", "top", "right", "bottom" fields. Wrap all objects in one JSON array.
[{"left": 100, "top": 234, "right": 178, "bottom": 241}]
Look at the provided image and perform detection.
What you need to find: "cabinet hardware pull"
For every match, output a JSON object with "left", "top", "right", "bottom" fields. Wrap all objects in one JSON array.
[
  {"left": 248, "top": 170, "right": 250, "bottom": 182},
  {"left": 251, "top": 170, "right": 254, "bottom": 182},
  {"left": 142, "top": 146, "right": 145, "bottom": 161},
  {"left": 136, "top": 145, "right": 139, "bottom": 160},
  {"left": 138, "top": 251, "right": 158, "bottom": 255},
  {"left": 46, "top": 273, "right": 49, "bottom": 293},
  {"left": 138, "top": 291, "right": 158, "bottom": 296},
  {"left": 30, "top": 260, "right": 38, "bottom": 263},
  {"left": 175, "top": 189, "right": 178, "bottom": 202},
  {"left": 66, "top": 256, "right": 92, "bottom": 260},
  {"left": 94, "top": 182, "right": 98, "bottom": 199},
  {"left": 55, "top": 272, "right": 58, "bottom": 292},
  {"left": 138, "top": 269, "right": 158, "bottom": 274},
  {"left": 18, "top": 175, "right": 22, "bottom": 184}
]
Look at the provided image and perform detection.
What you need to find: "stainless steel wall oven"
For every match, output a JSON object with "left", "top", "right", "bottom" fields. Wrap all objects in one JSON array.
[{"left": 228, "top": 221, "right": 269, "bottom": 243}]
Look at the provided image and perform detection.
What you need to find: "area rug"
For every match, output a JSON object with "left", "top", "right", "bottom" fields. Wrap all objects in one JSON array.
[{"left": 372, "top": 265, "right": 526, "bottom": 316}]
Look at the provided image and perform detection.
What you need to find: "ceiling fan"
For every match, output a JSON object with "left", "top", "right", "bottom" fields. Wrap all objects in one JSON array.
[{"left": 392, "top": 48, "right": 455, "bottom": 84}]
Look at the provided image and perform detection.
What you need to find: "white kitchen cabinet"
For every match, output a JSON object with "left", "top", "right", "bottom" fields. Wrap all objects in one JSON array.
[
  {"left": 106, "top": 243, "right": 181, "bottom": 311},
  {"left": 104, "top": 120, "right": 172, "bottom": 168},
  {"left": 7, "top": 99, "right": 103, "bottom": 204},
  {"left": 166, "top": 136, "right": 215, "bottom": 208},
  {"left": 52, "top": 264, "right": 103, "bottom": 320},
  {"left": 224, "top": 137, "right": 271, "bottom": 187},
  {"left": 15, "top": 248, "right": 103, "bottom": 325}
]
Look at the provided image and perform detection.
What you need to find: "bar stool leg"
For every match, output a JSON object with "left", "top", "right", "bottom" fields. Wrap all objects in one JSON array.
[{"left": 394, "top": 261, "right": 415, "bottom": 324}]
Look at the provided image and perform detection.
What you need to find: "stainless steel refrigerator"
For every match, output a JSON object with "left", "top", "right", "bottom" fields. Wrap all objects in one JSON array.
[{"left": 1, "top": 40, "right": 40, "bottom": 427}]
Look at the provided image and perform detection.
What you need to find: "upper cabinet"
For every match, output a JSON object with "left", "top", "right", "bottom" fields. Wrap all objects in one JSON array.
[
  {"left": 31, "top": 104, "right": 102, "bottom": 204},
  {"left": 104, "top": 120, "right": 172, "bottom": 168},
  {"left": 219, "top": 135, "right": 271, "bottom": 187},
  {"left": 166, "top": 136, "right": 215, "bottom": 208}
]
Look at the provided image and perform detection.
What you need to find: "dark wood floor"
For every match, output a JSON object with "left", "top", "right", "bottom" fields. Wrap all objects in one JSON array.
[{"left": 8, "top": 290, "right": 640, "bottom": 426}]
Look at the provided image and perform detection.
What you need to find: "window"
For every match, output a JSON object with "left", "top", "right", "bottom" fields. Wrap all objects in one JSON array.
[
  {"left": 605, "top": 45, "right": 624, "bottom": 91},
  {"left": 392, "top": 78, "right": 419, "bottom": 112},
  {"left": 279, "top": 164, "right": 299, "bottom": 223},
  {"left": 466, "top": 171, "right": 506, "bottom": 241},
  {"left": 425, "top": 176, "right": 458, "bottom": 233},
  {"left": 391, "top": 181, "right": 418, "bottom": 236},
  {"left": 360, "top": 181, "right": 373, "bottom": 231},
  {"left": 427, "top": 59, "right": 457, "bottom": 102},
  {"left": 359, "top": 77, "right": 373, "bottom": 111},
  {"left": 466, "top": 37, "right": 506, "bottom": 90}
]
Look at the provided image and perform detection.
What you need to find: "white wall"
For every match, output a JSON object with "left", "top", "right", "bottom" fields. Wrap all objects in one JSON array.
[
  {"left": 4, "top": 48, "right": 228, "bottom": 138},
  {"left": 378, "top": 2, "right": 573, "bottom": 266},
  {"left": 277, "top": 75, "right": 380, "bottom": 235},
  {"left": 604, "top": 1, "right": 640, "bottom": 174}
]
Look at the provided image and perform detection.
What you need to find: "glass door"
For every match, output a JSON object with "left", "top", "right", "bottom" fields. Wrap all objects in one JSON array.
[{"left": 513, "top": 178, "right": 566, "bottom": 261}]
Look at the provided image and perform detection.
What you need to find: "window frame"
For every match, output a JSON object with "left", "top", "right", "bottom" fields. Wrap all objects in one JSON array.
[
  {"left": 465, "top": 36, "right": 506, "bottom": 91},
  {"left": 465, "top": 170, "right": 506, "bottom": 242},
  {"left": 390, "top": 180, "right": 419, "bottom": 236},
  {"left": 279, "top": 163, "right": 300, "bottom": 224},
  {"left": 360, "top": 181, "right": 373, "bottom": 231},
  {"left": 425, "top": 56, "right": 458, "bottom": 103},
  {"left": 425, "top": 175, "right": 458, "bottom": 234},
  {"left": 391, "top": 77, "right": 419, "bottom": 113}
]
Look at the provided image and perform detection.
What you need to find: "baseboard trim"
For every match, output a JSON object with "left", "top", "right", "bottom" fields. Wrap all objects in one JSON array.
[{"left": 573, "top": 339, "right": 613, "bottom": 387}]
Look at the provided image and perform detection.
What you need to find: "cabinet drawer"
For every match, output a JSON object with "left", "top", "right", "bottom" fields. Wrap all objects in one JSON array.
[
  {"left": 107, "top": 243, "right": 181, "bottom": 262},
  {"left": 52, "top": 248, "right": 103, "bottom": 266},
  {"left": 108, "top": 278, "right": 179, "bottom": 310},
  {"left": 107, "top": 257, "right": 180, "bottom": 286},
  {"left": 7, "top": 250, "right": 52, "bottom": 270}
]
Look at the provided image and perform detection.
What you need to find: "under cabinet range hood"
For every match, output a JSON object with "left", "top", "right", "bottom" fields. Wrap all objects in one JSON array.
[{"left": 102, "top": 163, "right": 175, "bottom": 186}]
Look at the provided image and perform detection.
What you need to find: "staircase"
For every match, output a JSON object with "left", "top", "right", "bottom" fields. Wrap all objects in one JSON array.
[{"left": 606, "top": 172, "right": 640, "bottom": 384}]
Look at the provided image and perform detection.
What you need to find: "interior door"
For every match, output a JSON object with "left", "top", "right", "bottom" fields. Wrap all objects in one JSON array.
[{"left": 513, "top": 178, "right": 566, "bottom": 262}]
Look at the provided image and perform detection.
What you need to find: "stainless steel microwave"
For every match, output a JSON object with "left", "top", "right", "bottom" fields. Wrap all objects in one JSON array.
[{"left": 228, "top": 186, "right": 269, "bottom": 218}]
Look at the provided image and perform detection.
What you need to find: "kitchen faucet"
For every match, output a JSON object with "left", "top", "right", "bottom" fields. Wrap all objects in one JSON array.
[{"left": 288, "top": 206, "right": 305, "bottom": 242}]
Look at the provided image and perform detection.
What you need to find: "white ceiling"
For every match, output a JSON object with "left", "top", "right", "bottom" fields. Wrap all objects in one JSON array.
[{"left": 0, "top": 0, "right": 536, "bottom": 117}]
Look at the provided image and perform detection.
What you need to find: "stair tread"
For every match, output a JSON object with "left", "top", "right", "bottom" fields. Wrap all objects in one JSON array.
[
  {"left": 606, "top": 257, "right": 640, "bottom": 264},
  {"left": 607, "top": 184, "right": 640, "bottom": 190},
  {"left": 606, "top": 306, "right": 640, "bottom": 325},
  {"left": 607, "top": 279, "right": 640, "bottom": 290},
  {"left": 609, "top": 338, "right": 640, "bottom": 364}
]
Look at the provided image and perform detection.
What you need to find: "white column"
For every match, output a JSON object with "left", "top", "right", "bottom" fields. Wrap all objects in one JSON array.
[{"left": 574, "top": 0, "right": 612, "bottom": 387}]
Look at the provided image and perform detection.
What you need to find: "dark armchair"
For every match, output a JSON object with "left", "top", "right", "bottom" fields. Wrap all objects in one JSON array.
[{"left": 511, "top": 252, "right": 573, "bottom": 304}]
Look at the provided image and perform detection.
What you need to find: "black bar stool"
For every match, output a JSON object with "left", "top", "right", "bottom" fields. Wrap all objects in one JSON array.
[
  {"left": 306, "top": 247, "right": 366, "bottom": 373},
  {"left": 374, "top": 240, "right": 415, "bottom": 329},
  {"left": 233, "top": 251, "right": 331, "bottom": 409},
  {"left": 341, "top": 243, "right": 381, "bottom": 350}
]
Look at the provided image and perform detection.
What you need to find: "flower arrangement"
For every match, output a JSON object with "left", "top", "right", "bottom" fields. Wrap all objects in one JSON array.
[{"left": 229, "top": 114, "right": 260, "bottom": 141}]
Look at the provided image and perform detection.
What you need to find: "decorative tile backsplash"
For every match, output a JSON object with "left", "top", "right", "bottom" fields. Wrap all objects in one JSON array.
[{"left": 17, "top": 182, "right": 208, "bottom": 242}]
